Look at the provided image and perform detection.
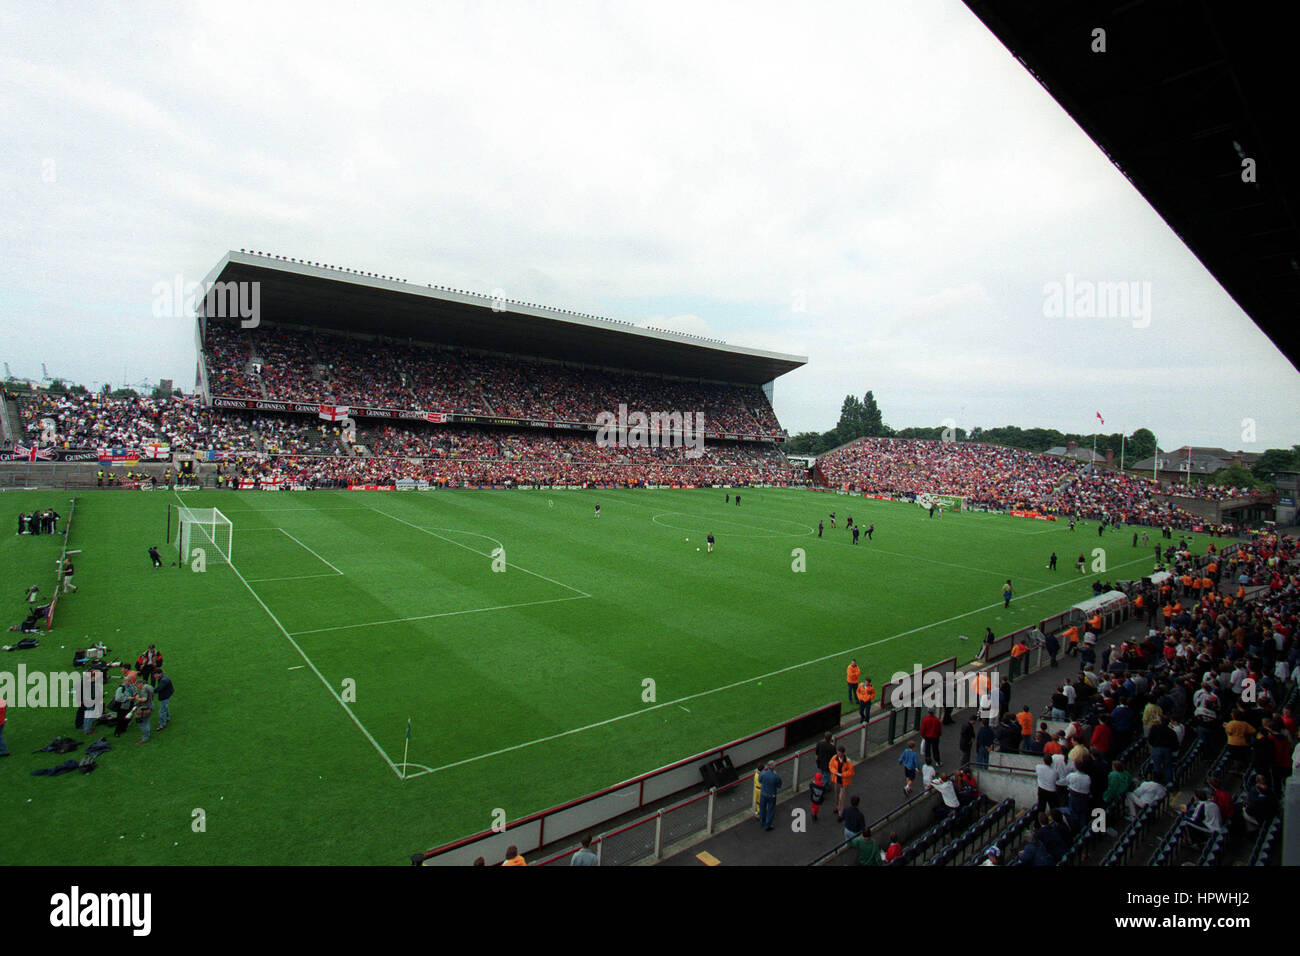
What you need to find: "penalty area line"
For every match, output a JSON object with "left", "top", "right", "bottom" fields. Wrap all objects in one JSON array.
[
  {"left": 360, "top": 502, "right": 592, "bottom": 598},
  {"left": 170, "top": 490, "right": 404, "bottom": 780},
  {"left": 289, "top": 594, "right": 592, "bottom": 636}
]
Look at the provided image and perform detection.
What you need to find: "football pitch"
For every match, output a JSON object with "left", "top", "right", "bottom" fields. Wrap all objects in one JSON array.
[{"left": 0, "top": 487, "right": 1176, "bottom": 865}]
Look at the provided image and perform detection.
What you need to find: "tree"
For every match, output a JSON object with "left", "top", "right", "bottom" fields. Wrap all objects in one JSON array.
[
  {"left": 1209, "top": 463, "right": 1264, "bottom": 491},
  {"left": 1126, "top": 428, "right": 1156, "bottom": 464},
  {"left": 862, "top": 391, "right": 887, "bottom": 437},
  {"left": 1252, "top": 447, "right": 1300, "bottom": 482},
  {"left": 834, "top": 395, "right": 866, "bottom": 440},
  {"left": 784, "top": 431, "right": 826, "bottom": 455}
]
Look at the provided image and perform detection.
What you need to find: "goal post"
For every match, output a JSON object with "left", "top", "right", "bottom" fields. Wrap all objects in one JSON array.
[{"left": 172, "top": 505, "right": 233, "bottom": 567}]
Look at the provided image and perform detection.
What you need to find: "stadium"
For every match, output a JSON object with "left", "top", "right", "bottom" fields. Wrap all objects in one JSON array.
[{"left": 2, "top": 0, "right": 1298, "bottom": 905}]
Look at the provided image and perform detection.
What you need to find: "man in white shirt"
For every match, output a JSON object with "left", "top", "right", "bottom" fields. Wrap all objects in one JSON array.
[
  {"left": 1168, "top": 718, "right": 1186, "bottom": 746},
  {"left": 1185, "top": 789, "right": 1227, "bottom": 838},
  {"left": 1064, "top": 766, "right": 1092, "bottom": 821},
  {"left": 1035, "top": 755, "right": 1059, "bottom": 811},
  {"left": 1125, "top": 778, "right": 1168, "bottom": 819},
  {"left": 1229, "top": 665, "right": 1248, "bottom": 697},
  {"left": 928, "top": 773, "right": 961, "bottom": 817},
  {"left": 1051, "top": 751, "right": 1070, "bottom": 789}
]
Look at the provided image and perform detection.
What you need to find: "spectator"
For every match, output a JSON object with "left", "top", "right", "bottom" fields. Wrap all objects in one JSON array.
[
  {"left": 848, "top": 825, "right": 883, "bottom": 867},
  {"left": 1035, "top": 754, "right": 1059, "bottom": 811},
  {"left": 920, "top": 709, "right": 943, "bottom": 765},
  {"left": 1242, "top": 776, "right": 1278, "bottom": 830},
  {"left": 809, "top": 771, "right": 827, "bottom": 824},
  {"left": 1184, "top": 789, "right": 1228, "bottom": 840},
  {"left": 570, "top": 834, "right": 599, "bottom": 866},
  {"left": 757, "top": 761, "right": 781, "bottom": 832},
  {"left": 829, "top": 746, "right": 854, "bottom": 820},
  {"left": 841, "top": 795, "right": 866, "bottom": 843},
  {"left": 928, "top": 772, "right": 962, "bottom": 819}
]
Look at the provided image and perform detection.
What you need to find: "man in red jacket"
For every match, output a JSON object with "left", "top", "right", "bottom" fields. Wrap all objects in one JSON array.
[
  {"left": 920, "top": 710, "right": 943, "bottom": 766},
  {"left": 1090, "top": 716, "right": 1113, "bottom": 758}
]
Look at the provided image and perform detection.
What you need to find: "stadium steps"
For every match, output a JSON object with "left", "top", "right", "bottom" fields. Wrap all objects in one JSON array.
[{"left": 920, "top": 797, "right": 1016, "bottom": 866}]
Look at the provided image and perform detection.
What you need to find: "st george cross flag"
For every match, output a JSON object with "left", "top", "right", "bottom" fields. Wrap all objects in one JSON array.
[
  {"left": 319, "top": 405, "right": 350, "bottom": 422},
  {"left": 1096, "top": 412, "right": 1105, "bottom": 426}
]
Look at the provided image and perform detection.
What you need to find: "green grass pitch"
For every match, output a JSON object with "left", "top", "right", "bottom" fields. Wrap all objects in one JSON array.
[{"left": 0, "top": 487, "right": 1181, "bottom": 864}]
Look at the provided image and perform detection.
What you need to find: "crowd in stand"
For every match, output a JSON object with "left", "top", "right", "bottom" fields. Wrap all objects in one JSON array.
[
  {"left": 818, "top": 438, "right": 1252, "bottom": 530},
  {"left": 976, "top": 532, "right": 1299, "bottom": 864},
  {"left": 20, "top": 391, "right": 242, "bottom": 452},
  {"left": 201, "top": 321, "right": 782, "bottom": 435},
  {"left": 15, "top": 386, "right": 799, "bottom": 487},
  {"left": 227, "top": 431, "right": 804, "bottom": 489}
]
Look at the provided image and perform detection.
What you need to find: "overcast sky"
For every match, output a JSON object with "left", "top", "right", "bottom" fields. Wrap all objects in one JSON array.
[{"left": 2, "top": 0, "right": 1297, "bottom": 451}]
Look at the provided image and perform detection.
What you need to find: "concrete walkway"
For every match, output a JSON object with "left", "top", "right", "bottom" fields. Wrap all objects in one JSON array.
[{"left": 658, "top": 620, "right": 1148, "bottom": 866}]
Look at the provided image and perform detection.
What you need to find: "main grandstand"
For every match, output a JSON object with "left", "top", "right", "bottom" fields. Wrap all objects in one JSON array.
[{"left": 188, "top": 250, "right": 808, "bottom": 489}]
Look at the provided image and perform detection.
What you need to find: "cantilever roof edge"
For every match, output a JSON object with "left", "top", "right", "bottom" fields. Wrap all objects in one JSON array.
[{"left": 198, "top": 250, "right": 808, "bottom": 385}]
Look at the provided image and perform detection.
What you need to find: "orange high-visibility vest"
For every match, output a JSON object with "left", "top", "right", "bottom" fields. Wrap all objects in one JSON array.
[{"left": 830, "top": 755, "right": 855, "bottom": 787}]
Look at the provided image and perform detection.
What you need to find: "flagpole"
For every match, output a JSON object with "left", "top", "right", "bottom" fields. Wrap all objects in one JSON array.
[
  {"left": 1120, "top": 433, "right": 1125, "bottom": 472},
  {"left": 402, "top": 718, "right": 411, "bottom": 781}
]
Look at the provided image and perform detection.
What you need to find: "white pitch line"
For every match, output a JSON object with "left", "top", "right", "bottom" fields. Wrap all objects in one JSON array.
[
  {"left": 289, "top": 594, "right": 592, "bottom": 636},
  {"left": 246, "top": 572, "right": 343, "bottom": 583},
  {"left": 279, "top": 528, "right": 344, "bottom": 575},
  {"left": 413, "top": 551, "right": 1158, "bottom": 777},
  {"left": 287, "top": 665, "right": 305, "bottom": 670},
  {"left": 171, "top": 490, "right": 403, "bottom": 779},
  {"left": 360, "top": 503, "right": 591, "bottom": 598}
]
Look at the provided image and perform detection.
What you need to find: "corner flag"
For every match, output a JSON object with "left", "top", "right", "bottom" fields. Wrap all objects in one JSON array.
[{"left": 401, "top": 718, "right": 412, "bottom": 780}]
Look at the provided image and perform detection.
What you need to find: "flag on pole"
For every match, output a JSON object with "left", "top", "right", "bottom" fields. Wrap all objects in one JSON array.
[
  {"left": 1095, "top": 412, "right": 1105, "bottom": 426},
  {"left": 401, "top": 717, "right": 412, "bottom": 780}
]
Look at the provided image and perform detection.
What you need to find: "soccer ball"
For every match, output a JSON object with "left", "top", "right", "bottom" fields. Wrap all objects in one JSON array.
[{"left": 696, "top": 548, "right": 700, "bottom": 552}]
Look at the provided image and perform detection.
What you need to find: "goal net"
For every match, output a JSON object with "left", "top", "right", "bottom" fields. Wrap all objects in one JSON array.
[
  {"left": 916, "top": 493, "right": 964, "bottom": 513},
  {"left": 175, "top": 506, "right": 233, "bottom": 567}
]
